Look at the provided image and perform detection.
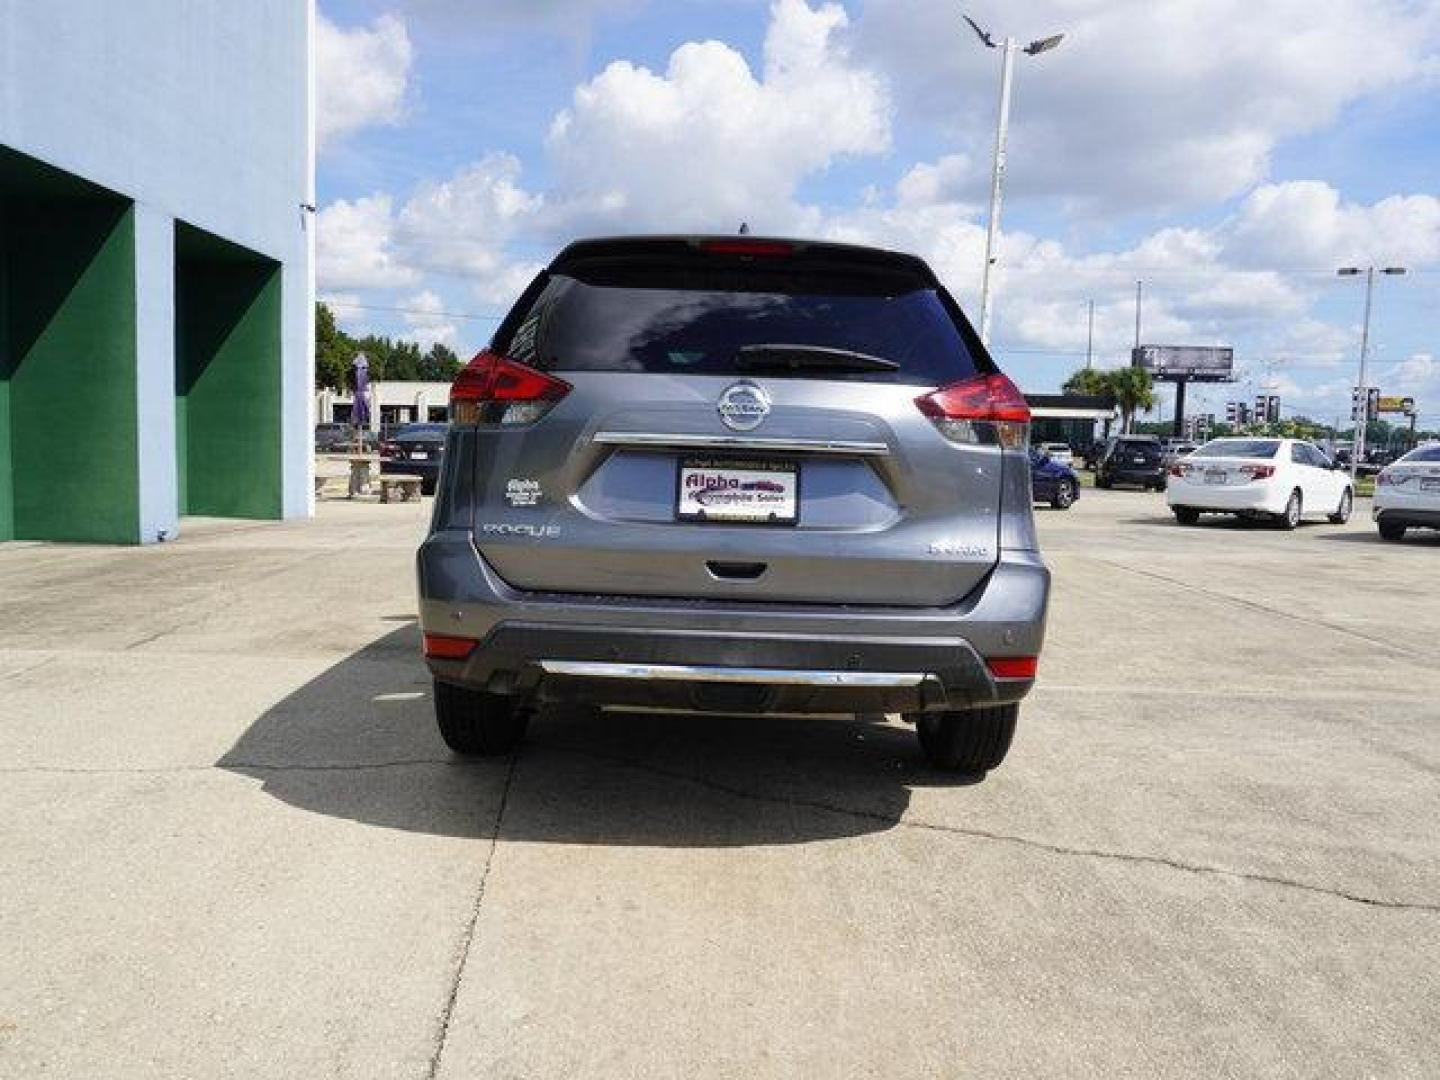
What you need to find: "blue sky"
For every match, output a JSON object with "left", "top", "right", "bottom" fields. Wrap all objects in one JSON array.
[{"left": 314, "top": 0, "right": 1440, "bottom": 427}]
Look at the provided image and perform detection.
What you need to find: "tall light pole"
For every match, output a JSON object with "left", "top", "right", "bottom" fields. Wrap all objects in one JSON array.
[
  {"left": 1337, "top": 265, "right": 1406, "bottom": 479},
  {"left": 964, "top": 15, "right": 1064, "bottom": 347}
]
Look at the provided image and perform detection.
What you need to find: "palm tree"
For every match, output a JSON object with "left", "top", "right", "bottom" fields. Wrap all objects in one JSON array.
[{"left": 1105, "top": 366, "right": 1156, "bottom": 433}]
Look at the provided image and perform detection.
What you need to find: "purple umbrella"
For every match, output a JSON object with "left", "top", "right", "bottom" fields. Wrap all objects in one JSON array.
[{"left": 350, "top": 353, "right": 372, "bottom": 430}]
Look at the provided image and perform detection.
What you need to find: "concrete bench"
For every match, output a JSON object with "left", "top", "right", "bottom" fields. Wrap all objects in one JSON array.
[{"left": 379, "top": 475, "right": 425, "bottom": 503}]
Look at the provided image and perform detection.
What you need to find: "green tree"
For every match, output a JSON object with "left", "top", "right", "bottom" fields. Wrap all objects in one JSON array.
[
  {"left": 314, "top": 302, "right": 355, "bottom": 390},
  {"left": 420, "top": 343, "right": 463, "bottom": 381},
  {"left": 1105, "top": 366, "right": 1155, "bottom": 433},
  {"left": 1061, "top": 367, "right": 1112, "bottom": 398}
]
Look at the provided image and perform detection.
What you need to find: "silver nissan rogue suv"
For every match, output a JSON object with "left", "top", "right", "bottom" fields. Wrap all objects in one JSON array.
[{"left": 417, "top": 236, "right": 1049, "bottom": 773}]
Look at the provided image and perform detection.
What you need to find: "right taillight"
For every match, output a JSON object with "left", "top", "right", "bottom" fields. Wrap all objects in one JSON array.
[
  {"left": 1169, "top": 464, "right": 1186, "bottom": 478},
  {"left": 1240, "top": 464, "right": 1276, "bottom": 480},
  {"left": 915, "top": 372, "right": 1031, "bottom": 448},
  {"left": 450, "top": 350, "right": 571, "bottom": 426}
]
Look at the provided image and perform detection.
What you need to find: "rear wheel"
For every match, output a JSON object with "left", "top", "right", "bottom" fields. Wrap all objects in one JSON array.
[
  {"left": 1328, "top": 488, "right": 1353, "bottom": 525},
  {"left": 1379, "top": 519, "right": 1407, "bottom": 542},
  {"left": 434, "top": 680, "right": 530, "bottom": 756},
  {"left": 1173, "top": 506, "right": 1200, "bottom": 526},
  {"left": 913, "top": 704, "right": 1018, "bottom": 773},
  {"left": 1051, "top": 479, "right": 1076, "bottom": 510},
  {"left": 1275, "top": 489, "right": 1302, "bottom": 530},
  {"left": 1096, "top": 474, "right": 1112, "bottom": 490}
]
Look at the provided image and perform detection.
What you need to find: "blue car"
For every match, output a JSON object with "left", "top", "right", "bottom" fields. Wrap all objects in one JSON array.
[{"left": 1030, "top": 447, "right": 1080, "bottom": 510}]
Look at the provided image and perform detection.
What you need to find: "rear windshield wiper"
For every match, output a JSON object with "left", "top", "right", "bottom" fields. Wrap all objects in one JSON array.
[{"left": 734, "top": 344, "right": 900, "bottom": 374}]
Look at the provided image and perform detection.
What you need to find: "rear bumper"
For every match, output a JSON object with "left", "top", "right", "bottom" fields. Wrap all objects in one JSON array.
[
  {"left": 381, "top": 460, "right": 440, "bottom": 479},
  {"left": 417, "top": 531, "right": 1049, "bottom": 714},
  {"left": 1374, "top": 506, "right": 1440, "bottom": 528},
  {"left": 1167, "top": 480, "right": 1286, "bottom": 514},
  {"left": 1103, "top": 467, "right": 1164, "bottom": 487}
]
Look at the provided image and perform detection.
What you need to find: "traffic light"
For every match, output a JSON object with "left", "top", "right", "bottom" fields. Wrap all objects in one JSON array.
[
  {"left": 1352, "top": 386, "right": 1362, "bottom": 421},
  {"left": 1367, "top": 388, "right": 1381, "bottom": 422}
]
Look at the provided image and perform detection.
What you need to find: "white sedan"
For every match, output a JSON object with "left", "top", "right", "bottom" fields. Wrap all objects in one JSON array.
[
  {"left": 1166, "top": 437, "right": 1354, "bottom": 529},
  {"left": 1374, "top": 442, "right": 1440, "bottom": 541}
]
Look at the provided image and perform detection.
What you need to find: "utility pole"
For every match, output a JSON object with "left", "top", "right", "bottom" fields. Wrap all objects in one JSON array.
[
  {"left": 1134, "top": 280, "right": 1143, "bottom": 349},
  {"left": 1085, "top": 299, "right": 1094, "bottom": 369},
  {"left": 964, "top": 16, "right": 1064, "bottom": 347}
]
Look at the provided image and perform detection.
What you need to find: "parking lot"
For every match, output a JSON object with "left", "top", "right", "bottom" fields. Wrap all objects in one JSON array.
[{"left": 1, "top": 491, "right": 1437, "bottom": 1078}]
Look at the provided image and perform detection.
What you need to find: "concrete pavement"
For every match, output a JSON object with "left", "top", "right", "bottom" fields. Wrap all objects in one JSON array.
[{"left": 1, "top": 493, "right": 1436, "bottom": 1077}]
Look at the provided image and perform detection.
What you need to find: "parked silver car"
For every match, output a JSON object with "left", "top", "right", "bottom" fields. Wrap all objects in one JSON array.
[{"left": 417, "top": 236, "right": 1050, "bottom": 773}]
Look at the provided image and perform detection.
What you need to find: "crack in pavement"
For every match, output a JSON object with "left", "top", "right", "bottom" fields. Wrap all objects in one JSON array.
[
  {"left": 542, "top": 742, "right": 1440, "bottom": 916},
  {"left": 1083, "top": 557, "right": 1425, "bottom": 660},
  {"left": 425, "top": 751, "right": 518, "bottom": 1080},
  {"left": 11, "top": 744, "right": 1435, "bottom": 916}
]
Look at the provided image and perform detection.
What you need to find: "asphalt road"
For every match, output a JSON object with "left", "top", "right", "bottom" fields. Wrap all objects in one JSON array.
[{"left": 1, "top": 491, "right": 1436, "bottom": 1078}]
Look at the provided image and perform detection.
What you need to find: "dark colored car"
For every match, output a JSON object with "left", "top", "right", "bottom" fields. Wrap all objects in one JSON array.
[
  {"left": 381, "top": 423, "right": 448, "bottom": 494},
  {"left": 1030, "top": 447, "right": 1080, "bottom": 509},
  {"left": 1096, "top": 435, "right": 1165, "bottom": 490},
  {"left": 416, "top": 234, "right": 1051, "bottom": 774},
  {"left": 315, "top": 422, "right": 352, "bottom": 452}
]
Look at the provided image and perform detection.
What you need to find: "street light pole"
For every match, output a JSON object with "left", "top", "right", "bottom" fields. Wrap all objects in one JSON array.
[
  {"left": 976, "top": 36, "right": 1016, "bottom": 347},
  {"left": 1085, "top": 299, "right": 1095, "bottom": 369},
  {"left": 964, "top": 16, "right": 1063, "bottom": 348},
  {"left": 1338, "top": 264, "right": 1406, "bottom": 480}
]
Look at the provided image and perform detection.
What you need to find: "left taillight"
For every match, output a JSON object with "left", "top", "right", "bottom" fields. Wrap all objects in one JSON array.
[
  {"left": 915, "top": 372, "right": 1031, "bottom": 449},
  {"left": 450, "top": 350, "right": 571, "bottom": 426}
]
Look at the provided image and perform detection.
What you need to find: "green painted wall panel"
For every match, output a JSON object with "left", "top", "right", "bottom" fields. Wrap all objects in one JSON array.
[
  {"left": 175, "top": 257, "right": 282, "bottom": 519},
  {"left": 4, "top": 198, "right": 138, "bottom": 543},
  {"left": 0, "top": 208, "right": 11, "bottom": 541}
]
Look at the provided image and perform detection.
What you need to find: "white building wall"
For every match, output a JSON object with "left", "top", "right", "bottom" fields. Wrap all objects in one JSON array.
[{"left": 0, "top": 0, "right": 315, "bottom": 535}]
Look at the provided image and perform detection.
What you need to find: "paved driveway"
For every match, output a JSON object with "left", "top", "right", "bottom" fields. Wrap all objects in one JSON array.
[{"left": 1, "top": 493, "right": 1436, "bottom": 1078}]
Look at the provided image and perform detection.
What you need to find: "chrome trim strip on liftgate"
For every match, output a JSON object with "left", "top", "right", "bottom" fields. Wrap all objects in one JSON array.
[
  {"left": 590, "top": 432, "right": 890, "bottom": 456},
  {"left": 537, "top": 660, "right": 926, "bottom": 687}
]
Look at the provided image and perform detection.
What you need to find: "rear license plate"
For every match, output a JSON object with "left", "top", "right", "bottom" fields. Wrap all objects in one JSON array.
[
  {"left": 412, "top": 450, "right": 431, "bottom": 460},
  {"left": 1205, "top": 470, "right": 1227, "bottom": 485},
  {"left": 677, "top": 458, "right": 798, "bottom": 524}
]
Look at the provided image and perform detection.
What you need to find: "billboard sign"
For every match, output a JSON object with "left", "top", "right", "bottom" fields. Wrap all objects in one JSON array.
[
  {"left": 1132, "top": 345, "right": 1235, "bottom": 383},
  {"left": 1377, "top": 395, "right": 1415, "bottom": 414}
]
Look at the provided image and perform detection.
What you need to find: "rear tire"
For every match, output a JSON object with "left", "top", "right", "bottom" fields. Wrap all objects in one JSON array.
[
  {"left": 1275, "top": 489, "right": 1302, "bottom": 530},
  {"left": 1328, "top": 488, "right": 1353, "bottom": 525},
  {"left": 1379, "top": 519, "right": 1407, "bottom": 542},
  {"left": 914, "top": 703, "right": 1018, "bottom": 773},
  {"left": 434, "top": 680, "right": 530, "bottom": 756},
  {"left": 1096, "top": 475, "right": 1112, "bottom": 490},
  {"left": 1173, "top": 506, "right": 1200, "bottom": 525},
  {"left": 1051, "top": 480, "right": 1076, "bottom": 510}
]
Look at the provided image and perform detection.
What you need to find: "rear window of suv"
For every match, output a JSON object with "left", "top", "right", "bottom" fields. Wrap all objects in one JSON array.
[
  {"left": 495, "top": 269, "right": 982, "bottom": 387},
  {"left": 1192, "top": 439, "right": 1280, "bottom": 459}
]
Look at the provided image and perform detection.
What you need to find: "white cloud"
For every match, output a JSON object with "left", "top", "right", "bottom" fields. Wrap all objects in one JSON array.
[
  {"left": 401, "top": 290, "right": 458, "bottom": 351},
  {"left": 392, "top": 153, "right": 546, "bottom": 303},
  {"left": 1224, "top": 183, "right": 1440, "bottom": 268},
  {"left": 544, "top": 0, "right": 891, "bottom": 233},
  {"left": 316, "top": 195, "right": 418, "bottom": 291},
  {"left": 851, "top": 0, "right": 1440, "bottom": 212},
  {"left": 316, "top": 13, "right": 414, "bottom": 152}
]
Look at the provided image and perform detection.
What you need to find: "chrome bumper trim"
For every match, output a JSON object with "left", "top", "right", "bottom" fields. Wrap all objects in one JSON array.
[
  {"left": 591, "top": 432, "right": 890, "bottom": 456},
  {"left": 537, "top": 660, "right": 927, "bottom": 687}
]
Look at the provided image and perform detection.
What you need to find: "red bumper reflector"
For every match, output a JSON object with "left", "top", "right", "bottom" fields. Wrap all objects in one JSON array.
[
  {"left": 987, "top": 656, "right": 1038, "bottom": 679},
  {"left": 423, "top": 633, "right": 478, "bottom": 660}
]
